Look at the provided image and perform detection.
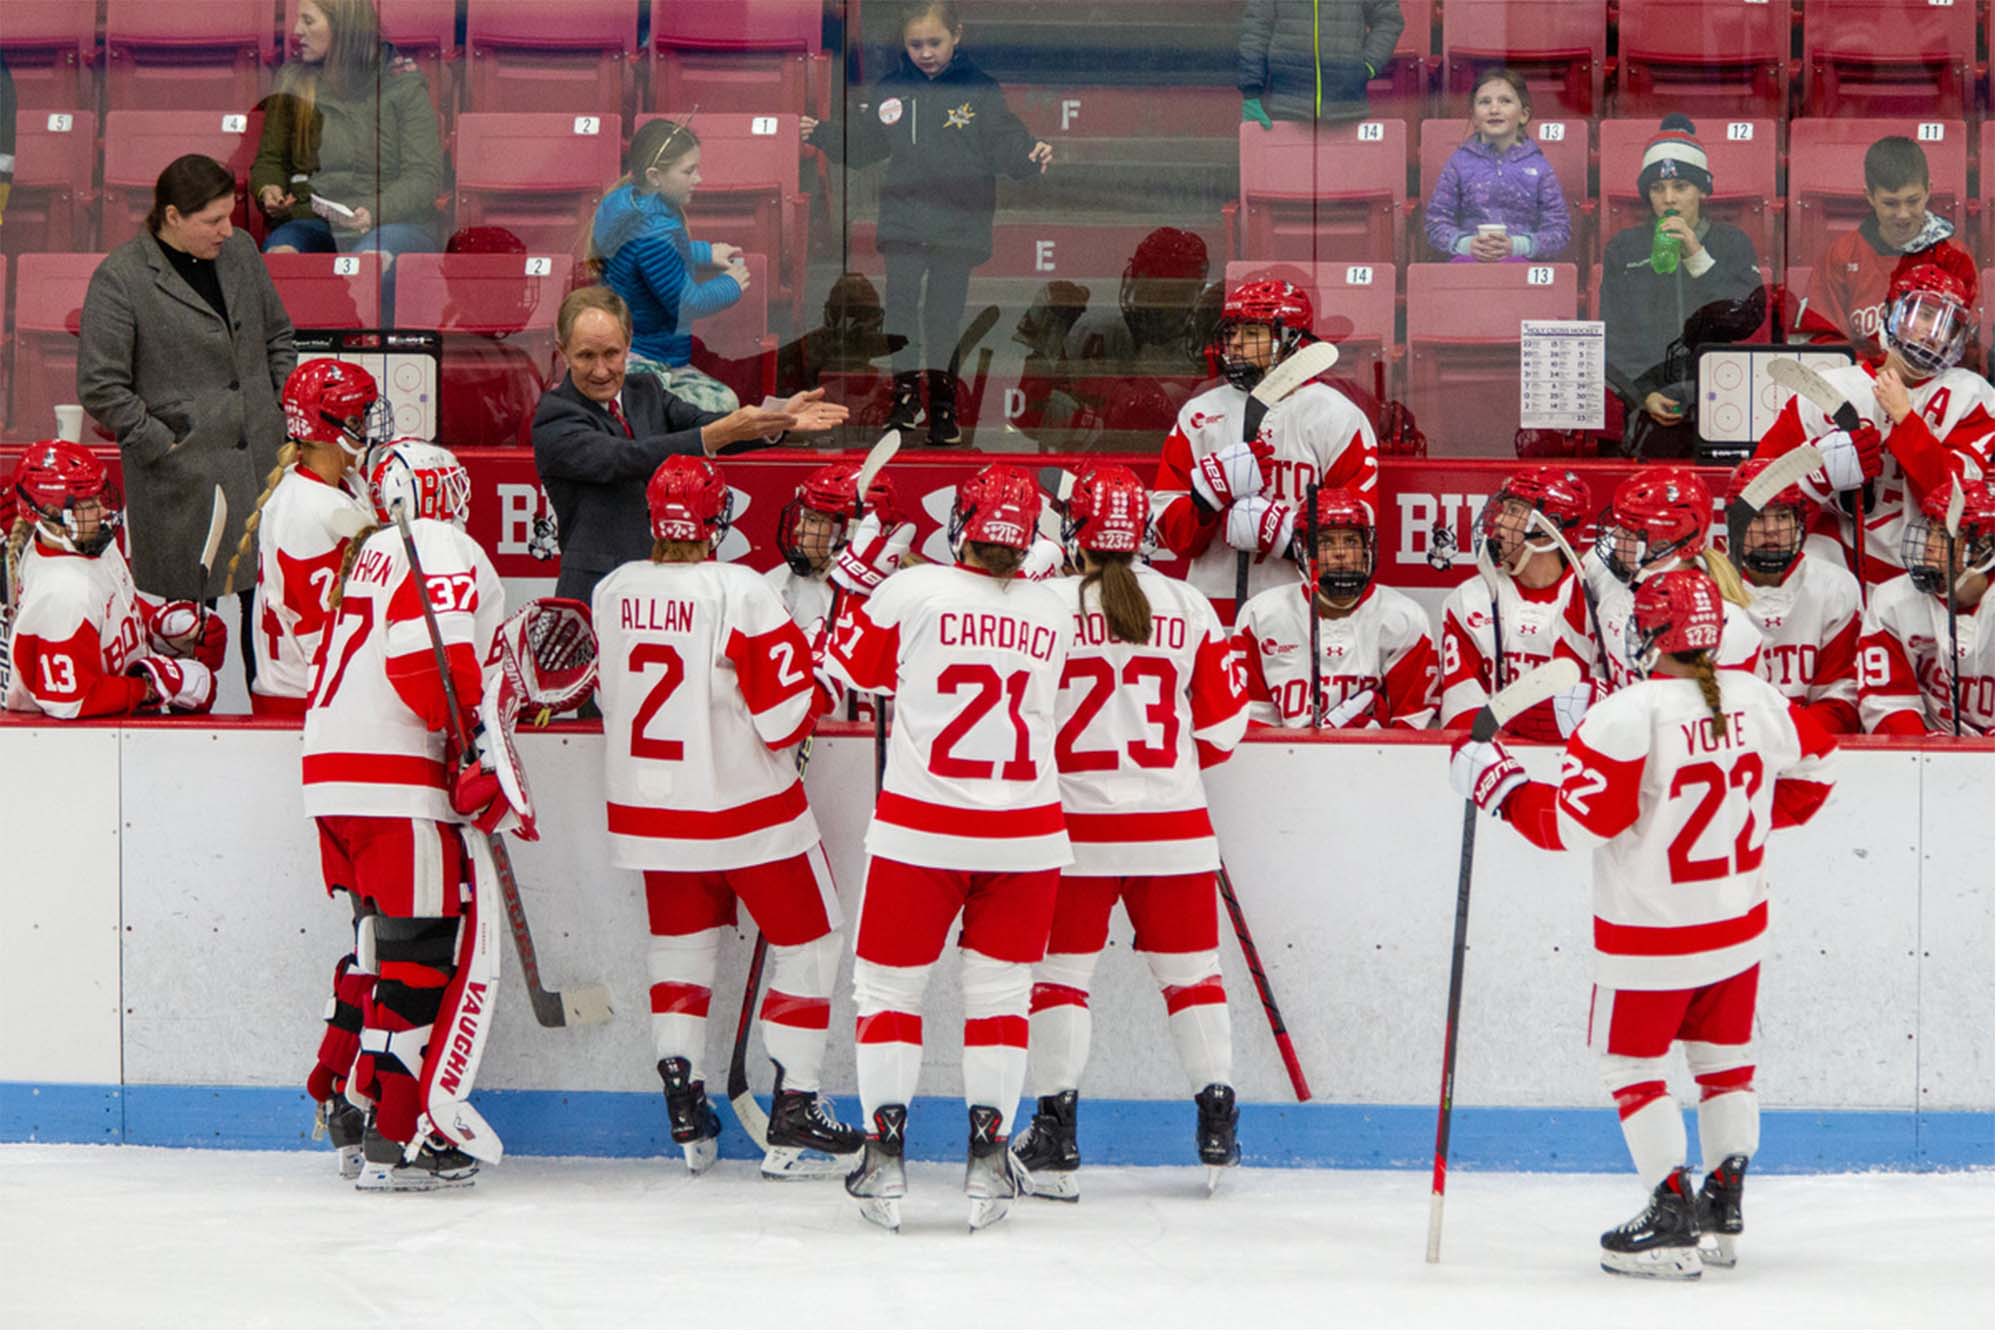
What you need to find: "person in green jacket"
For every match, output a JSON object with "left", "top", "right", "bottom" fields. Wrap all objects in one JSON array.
[{"left": 251, "top": 0, "right": 441, "bottom": 319}]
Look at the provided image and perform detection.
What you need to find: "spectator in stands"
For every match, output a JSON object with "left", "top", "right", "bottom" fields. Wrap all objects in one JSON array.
[
  {"left": 531, "top": 287, "right": 848, "bottom": 605},
  {"left": 1797, "top": 135, "right": 1979, "bottom": 358},
  {"left": 1238, "top": 0, "right": 1404, "bottom": 127},
  {"left": 77, "top": 153, "right": 297, "bottom": 677},
  {"left": 1600, "top": 116, "right": 1762, "bottom": 458},
  {"left": 802, "top": 0, "right": 1052, "bottom": 446},
  {"left": 590, "top": 118, "right": 753, "bottom": 415},
  {"left": 251, "top": 0, "right": 442, "bottom": 319},
  {"left": 1424, "top": 69, "right": 1571, "bottom": 262}
]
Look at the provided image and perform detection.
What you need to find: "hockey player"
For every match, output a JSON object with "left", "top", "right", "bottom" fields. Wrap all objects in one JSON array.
[
  {"left": 231, "top": 358, "right": 386, "bottom": 716},
  {"left": 1724, "top": 458, "right": 1863, "bottom": 734},
  {"left": 1150, "top": 280, "right": 1380, "bottom": 616},
  {"left": 592, "top": 455, "right": 868, "bottom": 1177},
  {"left": 1450, "top": 569, "right": 1836, "bottom": 1279},
  {"left": 1012, "top": 464, "right": 1250, "bottom": 1200},
  {"left": 1858, "top": 478, "right": 1995, "bottom": 735},
  {"left": 819, "top": 464, "right": 1074, "bottom": 1232},
  {"left": 768, "top": 459, "right": 901, "bottom": 635},
  {"left": 1756, "top": 262, "right": 1995, "bottom": 595},
  {"left": 302, "top": 441, "right": 512, "bottom": 1191},
  {"left": 5, "top": 440, "right": 224, "bottom": 718},
  {"left": 1234, "top": 488, "right": 1437, "bottom": 729}
]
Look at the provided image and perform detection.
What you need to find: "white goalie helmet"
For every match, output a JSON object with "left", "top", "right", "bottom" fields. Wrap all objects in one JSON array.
[{"left": 368, "top": 439, "right": 472, "bottom": 530}]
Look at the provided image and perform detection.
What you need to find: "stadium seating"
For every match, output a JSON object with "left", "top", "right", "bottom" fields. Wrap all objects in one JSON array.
[
  {"left": 687, "top": 253, "right": 779, "bottom": 409},
  {"left": 100, "top": 111, "right": 263, "bottom": 251},
  {"left": 1227, "top": 120, "right": 1410, "bottom": 264},
  {"left": 1405, "top": 261, "right": 1580, "bottom": 456},
  {"left": 264, "top": 253, "right": 385, "bottom": 330},
  {"left": 1615, "top": 0, "right": 1792, "bottom": 120},
  {"left": 0, "top": 0, "right": 98, "bottom": 110},
  {"left": 649, "top": 0, "right": 828, "bottom": 121},
  {"left": 452, "top": 113, "right": 625, "bottom": 261},
  {"left": 391, "top": 252, "right": 573, "bottom": 448},
  {"left": 642, "top": 113, "right": 811, "bottom": 321},
  {"left": 104, "top": 0, "right": 276, "bottom": 113},
  {"left": 465, "top": 0, "right": 639, "bottom": 117},
  {"left": 2, "top": 111, "right": 96, "bottom": 260},
  {"left": 1598, "top": 118, "right": 1781, "bottom": 266},
  {"left": 1224, "top": 260, "right": 1400, "bottom": 398},
  {"left": 283, "top": 0, "right": 460, "bottom": 135},
  {"left": 8, "top": 253, "right": 102, "bottom": 440},
  {"left": 1441, "top": 0, "right": 1607, "bottom": 117},
  {"left": 1788, "top": 118, "right": 1968, "bottom": 272},
  {"left": 1418, "top": 118, "right": 1591, "bottom": 262},
  {"left": 1367, "top": 0, "right": 1442, "bottom": 134},
  {"left": 1803, "top": 0, "right": 1979, "bottom": 118}
]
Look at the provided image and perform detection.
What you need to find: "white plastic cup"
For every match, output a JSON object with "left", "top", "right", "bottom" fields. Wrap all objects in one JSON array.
[
  {"left": 1477, "top": 223, "right": 1509, "bottom": 239},
  {"left": 54, "top": 404, "right": 85, "bottom": 443}
]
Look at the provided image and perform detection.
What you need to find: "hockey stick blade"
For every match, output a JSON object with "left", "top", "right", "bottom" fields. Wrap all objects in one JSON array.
[
  {"left": 854, "top": 430, "right": 901, "bottom": 512},
  {"left": 1474, "top": 658, "right": 1581, "bottom": 742},
  {"left": 1472, "top": 521, "right": 1503, "bottom": 597},
  {"left": 1725, "top": 441, "right": 1826, "bottom": 556},
  {"left": 1527, "top": 512, "right": 1611, "bottom": 683},
  {"left": 197, "top": 485, "right": 228, "bottom": 581},
  {"left": 1241, "top": 340, "right": 1340, "bottom": 447},
  {"left": 1766, "top": 358, "right": 1863, "bottom": 433}
]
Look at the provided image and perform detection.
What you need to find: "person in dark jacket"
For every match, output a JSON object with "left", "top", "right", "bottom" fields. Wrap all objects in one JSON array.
[
  {"left": 1600, "top": 115, "right": 1764, "bottom": 458},
  {"left": 1239, "top": 0, "right": 1404, "bottom": 127},
  {"left": 802, "top": 1, "right": 1051, "bottom": 445}
]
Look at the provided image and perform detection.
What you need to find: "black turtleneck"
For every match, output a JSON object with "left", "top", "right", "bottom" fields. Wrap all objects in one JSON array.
[{"left": 153, "top": 231, "right": 228, "bottom": 323}]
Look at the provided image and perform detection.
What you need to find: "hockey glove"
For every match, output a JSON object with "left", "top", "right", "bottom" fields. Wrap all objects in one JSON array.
[
  {"left": 831, "top": 512, "right": 916, "bottom": 597},
  {"left": 127, "top": 655, "right": 217, "bottom": 714},
  {"left": 1191, "top": 439, "right": 1274, "bottom": 512},
  {"left": 1226, "top": 496, "right": 1297, "bottom": 561},
  {"left": 148, "top": 600, "right": 227, "bottom": 670},
  {"left": 1809, "top": 422, "right": 1884, "bottom": 493},
  {"left": 1318, "top": 688, "right": 1378, "bottom": 729},
  {"left": 448, "top": 734, "right": 523, "bottom": 837},
  {"left": 1448, "top": 736, "right": 1525, "bottom": 817},
  {"left": 1019, "top": 537, "right": 1066, "bottom": 582}
]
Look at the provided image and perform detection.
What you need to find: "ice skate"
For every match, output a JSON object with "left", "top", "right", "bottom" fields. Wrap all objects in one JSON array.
[
  {"left": 1195, "top": 1083, "right": 1241, "bottom": 1193},
  {"left": 1696, "top": 1155, "right": 1748, "bottom": 1268},
  {"left": 885, "top": 371, "right": 924, "bottom": 433},
  {"left": 965, "top": 1105, "right": 1028, "bottom": 1232},
  {"left": 658, "top": 1057, "right": 721, "bottom": 1176},
  {"left": 1011, "top": 1090, "right": 1081, "bottom": 1202},
  {"left": 315, "top": 1096, "right": 366, "bottom": 1181},
  {"left": 762, "top": 1061, "right": 864, "bottom": 1181},
  {"left": 846, "top": 1104, "right": 909, "bottom": 1233},
  {"left": 926, "top": 370, "right": 962, "bottom": 446},
  {"left": 1600, "top": 1168, "right": 1703, "bottom": 1280},
  {"left": 354, "top": 1118, "right": 478, "bottom": 1192}
]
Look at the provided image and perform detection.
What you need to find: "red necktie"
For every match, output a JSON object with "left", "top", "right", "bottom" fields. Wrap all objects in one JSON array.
[{"left": 607, "top": 399, "right": 633, "bottom": 438}]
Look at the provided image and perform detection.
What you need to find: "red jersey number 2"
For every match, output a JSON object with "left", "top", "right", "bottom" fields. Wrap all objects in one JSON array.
[
  {"left": 629, "top": 643, "right": 687, "bottom": 762},
  {"left": 931, "top": 664, "right": 1037, "bottom": 782}
]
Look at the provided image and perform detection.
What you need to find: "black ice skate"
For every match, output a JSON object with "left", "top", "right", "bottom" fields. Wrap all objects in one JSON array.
[
  {"left": 1696, "top": 1155, "right": 1748, "bottom": 1268},
  {"left": 926, "top": 370, "right": 962, "bottom": 446},
  {"left": 354, "top": 1119, "right": 478, "bottom": 1193},
  {"left": 658, "top": 1057, "right": 722, "bottom": 1176},
  {"left": 1195, "top": 1083, "right": 1241, "bottom": 1193},
  {"left": 885, "top": 371, "right": 924, "bottom": 433},
  {"left": 1011, "top": 1090, "right": 1081, "bottom": 1202},
  {"left": 845, "top": 1104, "right": 909, "bottom": 1233},
  {"left": 1600, "top": 1168, "right": 1703, "bottom": 1280},
  {"left": 762, "top": 1060, "right": 864, "bottom": 1181},
  {"left": 964, "top": 1104, "right": 1030, "bottom": 1232},
  {"left": 315, "top": 1097, "right": 366, "bottom": 1181}
]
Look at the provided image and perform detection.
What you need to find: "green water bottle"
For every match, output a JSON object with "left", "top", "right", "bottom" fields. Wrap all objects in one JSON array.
[{"left": 1650, "top": 216, "right": 1681, "bottom": 275}]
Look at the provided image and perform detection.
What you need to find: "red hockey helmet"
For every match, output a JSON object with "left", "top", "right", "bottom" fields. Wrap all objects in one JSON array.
[
  {"left": 1626, "top": 568, "right": 1726, "bottom": 670},
  {"left": 1724, "top": 457, "right": 1811, "bottom": 578},
  {"left": 646, "top": 455, "right": 733, "bottom": 547},
  {"left": 1479, "top": 466, "right": 1592, "bottom": 573},
  {"left": 369, "top": 440, "right": 472, "bottom": 529},
  {"left": 1296, "top": 486, "right": 1376, "bottom": 599},
  {"left": 1883, "top": 261, "right": 1975, "bottom": 378},
  {"left": 949, "top": 464, "right": 1042, "bottom": 557},
  {"left": 1904, "top": 476, "right": 1997, "bottom": 596},
  {"left": 1215, "top": 279, "right": 1314, "bottom": 390},
  {"left": 776, "top": 461, "right": 901, "bottom": 575},
  {"left": 1595, "top": 466, "right": 1713, "bottom": 588},
  {"left": 1062, "top": 464, "right": 1151, "bottom": 559},
  {"left": 13, "top": 440, "right": 122, "bottom": 557},
  {"left": 283, "top": 358, "right": 391, "bottom": 457}
]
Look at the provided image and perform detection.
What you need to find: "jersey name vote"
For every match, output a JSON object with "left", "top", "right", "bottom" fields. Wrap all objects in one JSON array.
[
  {"left": 938, "top": 610, "right": 1060, "bottom": 661},
  {"left": 1071, "top": 611, "right": 1189, "bottom": 651},
  {"left": 1680, "top": 710, "right": 1749, "bottom": 755},
  {"left": 618, "top": 597, "right": 697, "bottom": 633}
]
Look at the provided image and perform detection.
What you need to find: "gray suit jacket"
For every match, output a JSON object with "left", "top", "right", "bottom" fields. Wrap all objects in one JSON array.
[{"left": 77, "top": 230, "right": 296, "bottom": 598}]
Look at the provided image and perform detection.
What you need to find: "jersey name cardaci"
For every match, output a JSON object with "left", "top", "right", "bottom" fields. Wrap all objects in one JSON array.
[
  {"left": 1151, "top": 381, "right": 1380, "bottom": 604},
  {"left": 302, "top": 519, "right": 504, "bottom": 822},
  {"left": 1236, "top": 582, "right": 1438, "bottom": 728},
  {"left": 1857, "top": 576, "right": 1995, "bottom": 734},
  {"left": 825, "top": 563, "right": 1074, "bottom": 871},
  {"left": 1586, "top": 561, "right": 1764, "bottom": 690},
  {"left": 1047, "top": 566, "right": 1249, "bottom": 875},
  {"left": 1744, "top": 554, "right": 1863, "bottom": 733},
  {"left": 594, "top": 559, "right": 823, "bottom": 869},
  {"left": 1438, "top": 571, "right": 1595, "bottom": 729},
  {"left": 5, "top": 541, "right": 151, "bottom": 717},
  {"left": 252, "top": 466, "right": 371, "bottom": 701}
]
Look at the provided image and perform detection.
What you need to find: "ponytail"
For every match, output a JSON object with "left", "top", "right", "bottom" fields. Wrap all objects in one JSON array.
[
  {"left": 1697, "top": 547, "right": 1753, "bottom": 609},
  {"left": 324, "top": 523, "right": 380, "bottom": 617},
  {"left": 966, "top": 541, "right": 1026, "bottom": 583},
  {"left": 1080, "top": 552, "right": 1152, "bottom": 645},
  {"left": 1679, "top": 650, "right": 1729, "bottom": 740},
  {"left": 652, "top": 538, "right": 709, "bottom": 563},
  {"left": 5, "top": 516, "right": 34, "bottom": 603},
  {"left": 226, "top": 441, "right": 299, "bottom": 591}
]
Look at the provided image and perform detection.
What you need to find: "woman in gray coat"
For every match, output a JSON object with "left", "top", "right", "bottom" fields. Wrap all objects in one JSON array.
[{"left": 78, "top": 154, "right": 297, "bottom": 629}]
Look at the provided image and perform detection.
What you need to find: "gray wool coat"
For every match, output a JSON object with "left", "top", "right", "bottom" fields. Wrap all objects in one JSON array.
[{"left": 77, "top": 230, "right": 296, "bottom": 599}]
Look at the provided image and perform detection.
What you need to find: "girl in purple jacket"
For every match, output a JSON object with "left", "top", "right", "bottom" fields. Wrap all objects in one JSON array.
[{"left": 1424, "top": 68, "right": 1571, "bottom": 262}]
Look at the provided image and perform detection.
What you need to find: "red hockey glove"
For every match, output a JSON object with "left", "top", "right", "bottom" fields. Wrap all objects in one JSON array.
[
  {"left": 831, "top": 512, "right": 916, "bottom": 597},
  {"left": 1809, "top": 421, "right": 1884, "bottom": 492},
  {"left": 1225, "top": 497, "right": 1297, "bottom": 561},
  {"left": 1448, "top": 736, "right": 1525, "bottom": 816},
  {"left": 1191, "top": 439, "right": 1275, "bottom": 511},
  {"left": 148, "top": 600, "right": 227, "bottom": 671},
  {"left": 127, "top": 655, "right": 217, "bottom": 714}
]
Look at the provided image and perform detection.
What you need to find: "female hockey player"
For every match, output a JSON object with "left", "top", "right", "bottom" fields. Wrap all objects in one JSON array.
[
  {"left": 767, "top": 459, "right": 900, "bottom": 634},
  {"left": 231, "top": 358, "right": 385, "bottom": 716},
  {"left": 592, "top": 454, "right": 876, "bottom": 1178},
  {"left": 1858, "top": 477, "right": 1994, "bottom": 735},
  {"left": 1011, "top": 464, "right": 1250, "bottom": 1200},
  {"left": 819, "top": 463, "right": 1074, "bottom": 1232},
  {"left": 1450, "top": 569, "right": 1836, "bottom": 1280},
  {"left": 6, "top": 440, "right": 224, "bottom": 718},
  {"left": 1235, "top": 488, "right": 1437, "bottom": 729},
  {"left": 1724, "top": 458, "right": 1863, "bottom": 734}
]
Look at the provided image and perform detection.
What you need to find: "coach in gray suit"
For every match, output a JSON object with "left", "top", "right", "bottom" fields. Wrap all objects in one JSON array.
[
  {"left": 532, "top": 286, "right": 848, "bottom": 604},
  {"left": 78, "top": 154, "right": 296, "bottom": 603}
]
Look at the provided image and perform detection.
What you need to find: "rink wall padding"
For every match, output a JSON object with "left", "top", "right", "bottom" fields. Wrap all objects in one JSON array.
[{"left": 0, "top": 720, "right": 1991, "bottom": 1173}]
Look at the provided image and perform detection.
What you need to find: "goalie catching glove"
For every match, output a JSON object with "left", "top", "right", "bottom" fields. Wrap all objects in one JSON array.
[
  {"left": 147, "top": 600, "right": 227, "bottom": 670},
  {"left": 1448, "top": 735, "right": 1525, "bottom": 817},
  {"left": 1192, "top": 439, "right": 1274, "bottom": 512},
  {"left": 127, "top": 655, "right": 217, "bottom": 714},
  {"left": 831, "top": 511, "right": 916, "bottom": 596}
]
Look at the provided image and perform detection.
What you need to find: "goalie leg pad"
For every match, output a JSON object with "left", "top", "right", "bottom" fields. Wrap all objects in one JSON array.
[
  {"left": 359, "top": 914, "right": 459, "bottom": 1146},
  {"left": 962, "top": 949, "right": 1033, "bottom": 1138},
  {"left": 415, "top": 833, "right": 504, "bottom": 1164},
  {"left": 308, "top": 901, "right": 378, "bottom": 1103}
]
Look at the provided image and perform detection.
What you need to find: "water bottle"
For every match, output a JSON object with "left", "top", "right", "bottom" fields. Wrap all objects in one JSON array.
[{"left": 1650, "top": 216, "right": 1682, "bottom": 275}]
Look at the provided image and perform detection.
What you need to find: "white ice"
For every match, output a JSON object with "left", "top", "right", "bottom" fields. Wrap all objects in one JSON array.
[{"left": 0, "top": 1145, "right": 1989, "bottom": 1329}]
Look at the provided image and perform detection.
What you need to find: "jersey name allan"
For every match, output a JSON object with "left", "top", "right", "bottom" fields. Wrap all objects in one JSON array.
[{"left": 618, "top": 597, "right": 697, "bottom": 633}]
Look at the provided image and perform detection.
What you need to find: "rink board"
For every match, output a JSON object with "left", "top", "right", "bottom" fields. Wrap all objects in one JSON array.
[{"left": 0, "top": 722, "right": 1991, "bottom": 1171}]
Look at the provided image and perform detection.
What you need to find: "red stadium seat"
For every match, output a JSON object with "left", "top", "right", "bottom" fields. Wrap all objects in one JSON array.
[
  {"left": 392, "top": 252, "right": 573, "bottom": 448},
  {"left": 0, "top": 1, "right": 98, "bottom": 111},
  {"left": 465, "top": 0, "right": 638, "bottom": 117},
  {"left": 1226, "top": 120, "right": 1409, "bottom": 263},
  {"left": 1598, "top": 118, "right": 1780, "bottom": 266},
  {"left": 1418, "top": 117, "right": 1591, "bottom": 262},
  {"left": 1615, "top": 0, "right": 1791, "bottom": 120},
  {"left": 452, "top": 113, "right": 625, "bottom": 261},
  {"left": 1788, "top": 118, "right": 1968, "bottom": 273},
  {"left": 645, "top": 113, "right": 813, "bottom": 320},
  {"left": 264, "top": 253, "right": 384, "bottom": 330},
  {"left": 688, "top": 253, "right": 779, "bottom": 409},
  {"left": 1442, "top": 0, "right": 1607, "bottom": 118},
  {"left": 650, "top": 0, "right": 828, "bottom": 120},
  {"left": 1405, "top": 262, "right": 1580, "bottom": 457},
  {"left": 8, "top": 253, "right": 103, "bottom": 440},
  {"left": 1223, "top": 260, "right": 1400, "bottom": 397},
  {"left": 100, "top": 110, "right": 262, "bottom": 250},
  {"left": 104, "top": 0, "right": 275, "bottom": 113},
  {"left": 2, "top": 111, "right": 96, "bottom": 259},
  {"left": 283, "top": 0, "right": 460, "bottom": 135},
  {"left": 1803, "top": 0, "right": 1978, "bottom": 117}
]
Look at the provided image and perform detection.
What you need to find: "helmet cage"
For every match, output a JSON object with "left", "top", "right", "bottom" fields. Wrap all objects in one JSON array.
[
  {"left": 370, "top": 444, "right": 472, "bottom": 529},
  {"left": 1314, "top": 522, "right": 1375, "bottom": 599},
  {"left": 1884, "top": 288, "right": 1972, "bottom": 378},
  {"left": 1730, "top": 496, "right": 1809, "bottom": 577},
  {"left": 777, "top": 494, "right": 849, "bottom": 575}
]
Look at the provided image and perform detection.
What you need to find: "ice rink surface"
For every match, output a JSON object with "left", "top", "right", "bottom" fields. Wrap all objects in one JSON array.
[{"left": 0, "top": 1146, "right": 1989, "bottom": 1329}]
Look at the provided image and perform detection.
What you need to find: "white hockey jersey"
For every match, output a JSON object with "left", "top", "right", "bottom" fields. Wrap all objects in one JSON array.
[
  {"left": 1047, "top": 567, "right": 1248, "bottom": 876},
  {"left": 251, "top": 465, "right": 372, "bottom": 702},
  {"left": 1585, "top": 557, "right": 1764, "bottom": 689},
  {"left": 1150, "top": 379, "right": 1380, "bottom": 608},
  {"left": 1743, "top": 554, "right": 1863, "bottom": 734},
  {"left": 822, "top": 562, "right": 1073, "bottom": 872},
  {"left": 765, "top": 563, "right": 834, "bottom": 637},
  {"left": 301, "top": 520, "right": 504, "bottom": 822},
  {"left": 5, "top": 541, "right": 154, "bottom": 718},
  {"left": 1856, "top": 574, "right": 1995, "bottom": 735},
  {"left": 1234, "top": 581, "right": 1438, "bottom": 729},
  {"left": 594, "top": 559, "right": 824, "bottom": 870},
  {"left": 1504, "top": 671, "right": 1837, "bottom": 989},
  {"left": 1437, "top": 570, "right": 1599, "bottom": 732}
]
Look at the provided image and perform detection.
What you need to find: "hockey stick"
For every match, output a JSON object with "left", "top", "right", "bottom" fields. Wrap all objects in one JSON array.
[
  {"left": 1474, "top": 520, "right": 1507, "bottom": 694},
  {"left": 1945, "top": 476, "right": 1966, "bottom": 736},
  {"left": 948, "top": 303, "right": 1001, "bottom": 385},
  {"left": 1215, "top": 862, "right": 1312, "bottom": 1102},
  {"left": 1528, "top": 511, "right": 1610, "bottom": 683},
  {"left": 1767, "top": 358, "right": 1873, "bottom": 601},
  {"left": 853, "top": 431, "right": 900, "bottom": 790},
  {"left": 1236, "top": 341, "right": 1341, "bottom": 610},
  {"left": 389, "top": 504, "right": 613, "bottom": 1029},
  {"left": 1427, "top": 657, "right": 1582, "bottom": 1264},
  {"left": 1305, "top": 479, "right": 1324, "bottom": 727},
  {"left": 192, "top": 485, "right": 227, "bottom": 644}
]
